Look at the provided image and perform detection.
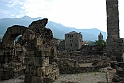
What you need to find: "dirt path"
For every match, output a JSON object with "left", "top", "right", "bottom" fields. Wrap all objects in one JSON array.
[
  {"left": 0, "top": 72, "right": 107, "bottom": 83},
  {"left": 53, "top": 72, "right": 107, "bottom": 83}
]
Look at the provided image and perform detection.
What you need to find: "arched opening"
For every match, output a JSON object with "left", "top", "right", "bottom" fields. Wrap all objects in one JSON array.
[
  {"left": 14, "top": 35, "right": 22, "bottom": 45},
  {"left": 0, "top": 25, "right": 27, "bottom": 80},
  {"left": 2, "top": 25, "right": 27, "bottom": 47}
]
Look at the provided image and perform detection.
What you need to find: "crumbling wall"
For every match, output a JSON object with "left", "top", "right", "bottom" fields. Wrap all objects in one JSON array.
[
  {"left": 106, "top": 0, "right": 124, "bottom": 61},
  {"left": 0, "top": 18, "right": 59, "bottom": 83}
]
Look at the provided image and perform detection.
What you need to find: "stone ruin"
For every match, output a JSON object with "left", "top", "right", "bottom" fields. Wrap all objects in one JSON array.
[
  {"left": 0, "top": 0, "right": 124, "bottom": 83},
  {"left": 96, "top": 0, "right": 124, "bottom": 82},
  {"left": 0, "top": 18, "right": 59, "bottom": 83},
  {"left": 106, "top": 0, "right": 124, "bottom": 61}
]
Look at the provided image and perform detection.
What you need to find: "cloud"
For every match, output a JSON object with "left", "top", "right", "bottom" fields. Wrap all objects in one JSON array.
[
  {"left": 0, "top": 0, "right": 25, "bottom": 18},
  {"left": 22, "top": 0, "right": 107, "bottom": 31},
  {"left": 21, "top": 0, "right": 52, "bottom": 18},
  {"left": 0, "top": 0, "right": 123, "bottom": 37},
  {"left": 2, "top": 0, "right": 24, "bottom": 7},
  {"left": 0, "top": 10, "right": 10, "bottom": 15}
]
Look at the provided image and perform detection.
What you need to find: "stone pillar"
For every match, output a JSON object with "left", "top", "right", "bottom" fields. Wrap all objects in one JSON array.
[
  {"left": 24, "top": 38, "right": 45, "bottom": 83},
  {"left": 106, "top": 0, "right": 119, "bottom": 39},
  {"left": 106, "top": 0, "right": 122, "bottom": 59},
  {"left": 122, "top": 53, "right": 124, "bottom": 62},
  {"left": 23, "top": 19, "right": 59, "bottom": 83}
]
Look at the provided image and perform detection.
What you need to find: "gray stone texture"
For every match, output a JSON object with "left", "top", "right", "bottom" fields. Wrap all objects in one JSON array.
[
  {"left": 65, "top": 31, "right": 82, "bottom": 52},
  {"left": 106, "top": 0, "right": 124, "bottom": 62}
]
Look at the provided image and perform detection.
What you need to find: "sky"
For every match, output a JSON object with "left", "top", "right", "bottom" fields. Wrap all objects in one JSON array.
[{"left": 0, "top": 0, "right": 124, "bottom": 38}]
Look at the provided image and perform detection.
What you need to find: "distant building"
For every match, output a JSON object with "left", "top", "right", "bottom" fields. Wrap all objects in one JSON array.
[
  {"left": 57, "top": 40, "right": 65, "bottom": 51},
  {"left": 98, "top": 32, "right": 103, "bottom": 40},
  {"left": 82, "top": 41, "right": 88, "bottom": 45},
  {"left": 52, "top": 38, "right": 61, "bottom": 47},
  {"left": 65, "top": 31, "right": 82, "bottom": 52}
]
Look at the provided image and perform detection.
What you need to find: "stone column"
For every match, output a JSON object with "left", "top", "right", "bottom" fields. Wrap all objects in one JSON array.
[
  {"left": 106, "top": 0, "right": 120, "bottom": 58},
  {"left": 122, "top": 53, "right": 124, "bottom": 62},
  {"left": 106, "top": 0, "right": 119, "bottom": 39}
]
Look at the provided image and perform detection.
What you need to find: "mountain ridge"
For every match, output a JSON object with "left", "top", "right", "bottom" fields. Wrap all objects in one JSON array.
[{"left": 0, "top": 16, "right": 107, "bottom": 41}]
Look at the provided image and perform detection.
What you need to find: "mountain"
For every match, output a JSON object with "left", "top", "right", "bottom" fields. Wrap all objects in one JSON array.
[{"left": 0, "top": 16, "right": 107, "bottom": 41}]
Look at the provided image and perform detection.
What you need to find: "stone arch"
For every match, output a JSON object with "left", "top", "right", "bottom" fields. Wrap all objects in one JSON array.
[
  {"left": 0, "top": 18, "right": 59, "bottom": 82},
  {"left": 2, "top": 25, "right": 27, "bottom": 47}
]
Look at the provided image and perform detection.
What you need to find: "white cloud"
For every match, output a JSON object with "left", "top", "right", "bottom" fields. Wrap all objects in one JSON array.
[
  {"left": 0, "top": 10, "right": 10, "bottom": 15},
  {"left": 22, "top": 0, "right": 107, "bottom": 30},
  {"left": 0, "top": 0, "right": 25, "bottom": 18},
  {"left": 22, "top": 0, "right": 52, "bottom": 18},
  {"left": 5, "top": 0, "right": 123, "bottom": 38},
  {"left": 5, "top": 0, "right": 24, "bottom": 7}
]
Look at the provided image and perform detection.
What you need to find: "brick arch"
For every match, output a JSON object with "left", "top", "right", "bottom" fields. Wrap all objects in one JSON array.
[{"left": 2, "top": 25, "right": 27, "bottom": 47}]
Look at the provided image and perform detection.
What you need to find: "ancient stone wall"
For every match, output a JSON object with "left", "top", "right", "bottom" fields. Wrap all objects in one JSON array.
[
  {"left": 2, "top": 25, "right": 27, "bottom": 47},
  {"left": 0, "top": 18, "right": 59, "bottom": 83},
  {"left": 106, "top": 0, "right": 119, "bottom": 38},
  {"left": 106, "top": 0, "right": 124, "bottom": 61}
]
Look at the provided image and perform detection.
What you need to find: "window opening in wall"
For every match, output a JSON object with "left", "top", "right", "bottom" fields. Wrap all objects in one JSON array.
[
  {"left": 70, "top": 40, "right": 73, "bottom": 42},
  {"left": 68, "top": 35, "right": 69, "bottom": 37}
]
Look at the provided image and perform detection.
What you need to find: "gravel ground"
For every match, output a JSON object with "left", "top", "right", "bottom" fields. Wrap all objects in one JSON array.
[
  {"left": 0, "top": 72, "right": 107, "bottom": 83},
  {"left": 53, "top": 72, "right": 107, "bottom": 83},
  {"left": 0, "top": 76, "right": 24, "bottom": 83}
]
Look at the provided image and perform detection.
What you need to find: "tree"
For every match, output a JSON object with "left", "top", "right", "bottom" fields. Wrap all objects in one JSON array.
[
  {"left": 94, "top": 40, "right": 106, "bottom": 46},
  {"left": 94, "top": 40, "right": 106, "bottom": 55}
]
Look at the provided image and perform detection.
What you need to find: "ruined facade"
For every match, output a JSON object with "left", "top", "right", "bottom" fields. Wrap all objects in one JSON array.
[
  {"left": 0, "top": 18, "right": 59, "bottom": 83},
  {"left": 65, "top": 31, "right": 82, "bottom": 52},
  {"left": 57, "top": 40, "right": 65, "bottom": 51},
  {"left": 52, "top": 38, "right": 61, "bottom": 48},
  {"left": 0, "top": 25, "right": 27, "bottom": 80},
  {"left": 106, "top": 0, "right": 124, "bottom": 61}
]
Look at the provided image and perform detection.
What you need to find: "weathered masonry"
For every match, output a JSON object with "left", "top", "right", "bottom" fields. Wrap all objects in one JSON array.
[
  {"left": 106, "top": 0, "right": 124, "bottom": 61},
  {"left": 0, "top": 18, "right": 59, "bottom": 83},
  {"left": 65, "top": 31, "right": 82, "bottom": 52}
]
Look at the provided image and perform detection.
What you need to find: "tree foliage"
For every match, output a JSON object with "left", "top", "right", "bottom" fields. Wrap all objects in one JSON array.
[{"left": 94, "top": 39, "right": 106, "bottom": 46}]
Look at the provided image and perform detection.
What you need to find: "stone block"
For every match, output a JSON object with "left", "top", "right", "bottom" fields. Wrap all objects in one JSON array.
[
  {"left": 117, "top": 67, "right": 124, "bottom": 77},
  {"left": 28, "top": 57, "right": 34, "bottom": 66},
  {"left": 33, "top": 69, "right": 37, "bottom": 76},
  {"left": 0, "top": 51, "right": 4, "bottom": 56},
  {"left": 25, "top": 73, "right": 33, "bottom": 83},
  {"left": 35, "top": 38, "right": 43, "bottom": 45},
  {"left": 27, "top": 51, "right": 35, "bottom": 56},
  {"left": 37, "top": 67, "right": 42, "bottom": 77},
  {"left": 34, "top": 57, "right": 44, "bottom": 67},
  {"left": 43, "top": 78, "right": 52, "bottom": 83},
  {"left": 44, "top": 51, "right": 50, "bottom": 56},
  {"left": 35, "top": 51, "right": 43, "bottom": 57},
  {"left": 31, "top": 76, "right": 43, "bottom": 83},
  {"left": 45, "top": 66, "right": 51, "bottom": 76}
]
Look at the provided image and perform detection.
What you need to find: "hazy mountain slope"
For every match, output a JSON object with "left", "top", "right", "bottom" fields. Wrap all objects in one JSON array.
[{"left": 0, "top": 16, "right": 107, "bottom": 41}]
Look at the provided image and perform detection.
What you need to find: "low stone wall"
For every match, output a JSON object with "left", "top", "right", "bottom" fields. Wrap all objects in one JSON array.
[
  {"left": 76, "top": 67, "right": 95, "bottom": 73},
  {"left": 0, "top": 68, "right": 14, "bottom": 80},
  {"left": 58, "top": 62, "right": 95, "bottom": 74},
  {"left": 109, "top": 62, "right": 124, "bottom": 83}
]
